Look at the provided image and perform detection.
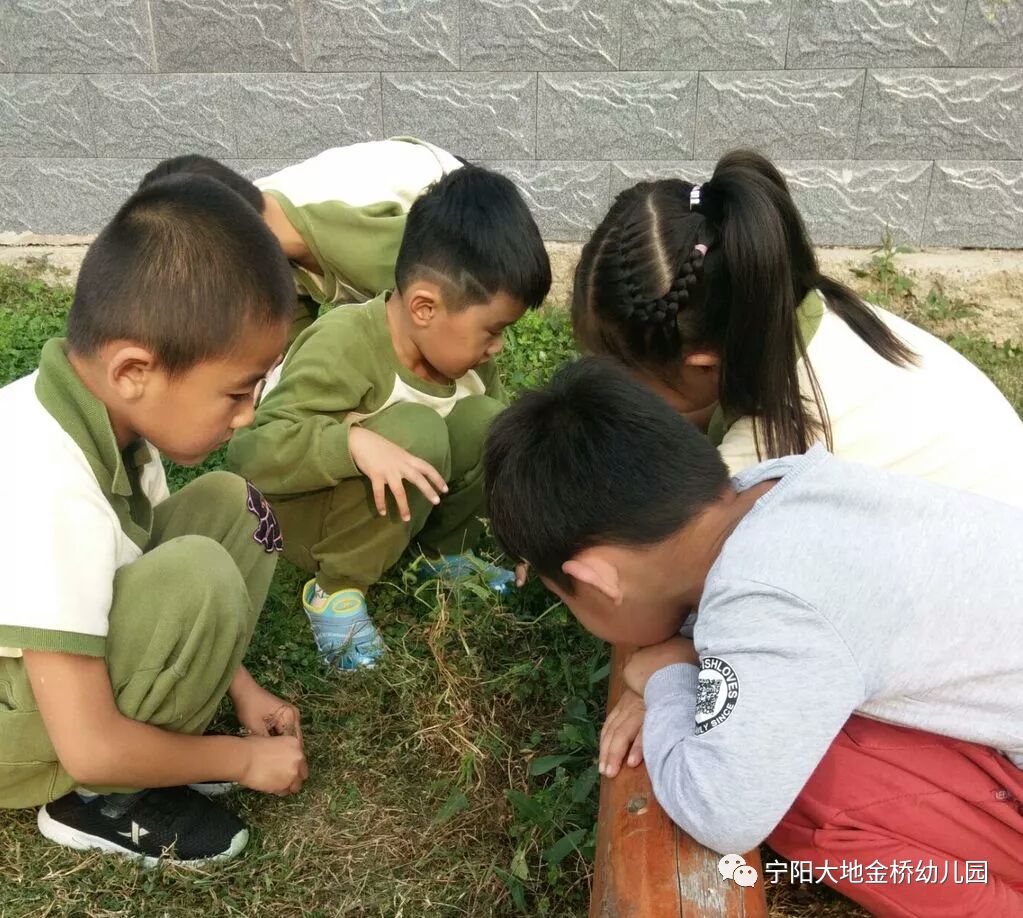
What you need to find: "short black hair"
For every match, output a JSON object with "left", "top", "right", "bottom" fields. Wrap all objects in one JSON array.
[
  {"left": 138, "top": 155, "right": 265, "bottom": 213},
  {"left": 395, "top": 164, "right": 551, "bottom": 311},
  {"left": 68, "top": 175, "right": 295, "bottom": 374},
  {"left": 484, "top": 357, "right": 729, "bottom": 591}
]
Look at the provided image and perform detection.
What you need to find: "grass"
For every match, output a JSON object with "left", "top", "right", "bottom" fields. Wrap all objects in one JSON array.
[
  {"left": 0, "top": 259, "right": 1019, "bottom": 917},
  {"left": 851, "top": 232, "right": 1023, "bottom": 415}
]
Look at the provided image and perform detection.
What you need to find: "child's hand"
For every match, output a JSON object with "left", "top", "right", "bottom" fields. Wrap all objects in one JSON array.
[
  {"left": 623, "top": 636, "right": 699, "bottom": 696},
  {"left": 239, "top": 735, "right": 308, "bottom": 795},
  {"left": 599, "top": 687, "right": 645, "bottom": 777},
  {"left": 231, "top": 672, "right": 303, "bottom": 742},
  {"left": 515, "top": 561, "right": 529, "bottom": 588},
  {"left": 349, "top": 426, "right": 449, "bottom": 522}
]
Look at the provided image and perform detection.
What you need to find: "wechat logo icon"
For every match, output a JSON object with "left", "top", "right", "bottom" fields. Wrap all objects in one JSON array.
[{"left": 719, "top": 854, "right": 759, "bottom": 888}]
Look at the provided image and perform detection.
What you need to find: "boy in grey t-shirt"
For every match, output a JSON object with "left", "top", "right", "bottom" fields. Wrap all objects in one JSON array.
[{"left": 484, "top": 357, "right": 1023, "bottom": 916}]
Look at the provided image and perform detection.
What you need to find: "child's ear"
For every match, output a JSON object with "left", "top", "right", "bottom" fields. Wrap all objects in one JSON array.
[
  {"left": 106, "top": 344, "right": 158, "bottom": 401},
  {"left": 562, "top": 553, "right": 623, "bottom": 605},
  {"left": 405, "top": 282, "right": 443, "bottom": 328}
]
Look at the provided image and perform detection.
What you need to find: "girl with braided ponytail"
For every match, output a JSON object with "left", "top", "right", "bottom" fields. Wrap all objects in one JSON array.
[
  {"left": 577, "top": 153, "right": 1023, "bottom": 909},
  {"left": 573, "top": 150, "right": 1023, "bottom": 498}
]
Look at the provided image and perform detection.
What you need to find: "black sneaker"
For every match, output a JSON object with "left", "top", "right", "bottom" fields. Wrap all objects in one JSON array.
[{"left": 37, "top": 787, "right": 249, "bottom": 865}]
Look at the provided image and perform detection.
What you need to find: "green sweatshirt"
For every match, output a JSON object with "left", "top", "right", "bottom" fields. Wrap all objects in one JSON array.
[{"left": 227, "top": 294, "right": 505, "bottom": 498}]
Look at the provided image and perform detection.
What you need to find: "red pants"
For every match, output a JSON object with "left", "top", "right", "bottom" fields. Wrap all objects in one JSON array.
[{"left": 767, "top": 716, "right": 1023, "bottom": 917}]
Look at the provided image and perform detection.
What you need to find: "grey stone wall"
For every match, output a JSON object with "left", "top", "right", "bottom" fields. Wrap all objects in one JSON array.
[{"left": 1, "top": 0, "right": 1022, "bottom": 247}]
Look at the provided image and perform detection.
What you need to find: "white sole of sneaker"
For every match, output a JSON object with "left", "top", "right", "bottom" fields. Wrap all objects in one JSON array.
[
  {"left": 188, "top": 781, "right": 236, "bottom": 797},
  {"left": 36, "top": 806, "right": 249, "bottom": 867}
]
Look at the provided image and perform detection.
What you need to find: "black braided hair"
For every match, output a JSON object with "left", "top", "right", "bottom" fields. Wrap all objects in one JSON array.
[
  {"left": 572, "top": 179, "right": 713, "bottom": 367},
  {"left": 598, "top": 214, "right": 651, "bottom": 325},
  {"left": 626, "top": 243, "right": 707, "bottom": 330},
  {"left": 573, "top": 151, "right": 917, "bottom": 462}
]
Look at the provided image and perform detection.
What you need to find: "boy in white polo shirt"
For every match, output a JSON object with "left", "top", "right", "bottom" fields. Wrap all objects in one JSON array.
[
  {"left": 139, "top": 138, "right": 464, "bottom": 344},
  {"left": 0, "top": 176, "right": 306, "bottom": 864}
]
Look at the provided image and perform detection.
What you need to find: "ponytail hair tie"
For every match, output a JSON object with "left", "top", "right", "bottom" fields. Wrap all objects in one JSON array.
[
  {"left": 689, "top": 184, "right": 702, "bottom": 211},
  {"left": 694, "top": 243, "right": 707, "bottom": 256}
]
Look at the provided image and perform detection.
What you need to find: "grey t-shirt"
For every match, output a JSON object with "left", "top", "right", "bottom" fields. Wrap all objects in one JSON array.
[{"left": 643, "top": 444, "right": 1023, "bottom": 856}]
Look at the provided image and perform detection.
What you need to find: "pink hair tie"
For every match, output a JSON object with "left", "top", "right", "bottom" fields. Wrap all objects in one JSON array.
[{"left": 694, "top": 244, "right": 708, "bottom": 256}]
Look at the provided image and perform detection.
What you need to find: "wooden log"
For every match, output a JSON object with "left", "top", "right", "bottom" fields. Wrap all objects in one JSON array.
[{"left": 590, "top": 645, "right": 768, "bottom": 917}]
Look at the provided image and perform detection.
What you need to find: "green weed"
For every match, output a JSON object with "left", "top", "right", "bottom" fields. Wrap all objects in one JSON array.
[
  {"left": 851, "top": 229, "right": 982, "bottom": 327},
  {"left": 851, "top": 229, "right": 915, "bottom": 307}
]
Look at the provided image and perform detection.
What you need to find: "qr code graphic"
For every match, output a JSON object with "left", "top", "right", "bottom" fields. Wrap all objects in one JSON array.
[{"left": 696, "top": 677, "right": 719, "bottom": 716}]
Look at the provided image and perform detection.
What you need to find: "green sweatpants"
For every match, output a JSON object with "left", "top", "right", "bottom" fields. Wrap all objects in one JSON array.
[
  {"left": 272, "top": 396, "right": 504, "bottom": 593},
  {"left": 0, "top": 471, "right": 279, "bottom": 809}
]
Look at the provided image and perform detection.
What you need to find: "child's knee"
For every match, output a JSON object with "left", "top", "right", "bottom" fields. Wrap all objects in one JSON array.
[
  {"left": 183, "top": 470, "right": 283, "bottom": 555},
  {"left": 106, "top": 536, "right": 255, "bottom": 737},
  {"left": 182, "top": 469, "right": 249, "bottom": 505},
  {"left": 446, "top": 395, "right": 505, "bottom": 445},
  {"left": 118, "top": 535, "right": 250, "bottom": 636},
  {"left": 171, "top": 535, "right": 247, "bottom": 609},
  {"left": 449, "top": 394, "right": 505, "bottom": 425},
  {"left": 366, "top": 403, "right": 452, "bottom": 476},
  {"left": 445, "top": 396, "right": 505, "bottom": 475}
]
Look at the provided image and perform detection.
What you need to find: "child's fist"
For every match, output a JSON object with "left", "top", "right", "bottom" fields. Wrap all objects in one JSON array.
[{"left": 239, "top": 735, "right": 308, "bottom": 795}]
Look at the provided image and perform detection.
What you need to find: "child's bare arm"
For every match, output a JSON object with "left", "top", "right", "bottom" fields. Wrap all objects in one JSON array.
[
  {"left": 623, "top": 637, "right": 699, "bottom": 695},
  {"left": 23, "top": 652, "right": 307, "bottom": 795}
]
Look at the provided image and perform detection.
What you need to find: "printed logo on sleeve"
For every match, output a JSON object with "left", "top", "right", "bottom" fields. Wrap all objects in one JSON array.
[
  {"left": 695, "top": 656, "right": 739, "bottom": 734},
  {"left": 246, "top": 480, "right": 284, "bottom": 553}
]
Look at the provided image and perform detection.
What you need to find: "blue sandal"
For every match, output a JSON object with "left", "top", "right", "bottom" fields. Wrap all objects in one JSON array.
[
  {"left": 415, "top": 551, "right": 517, "bottom": 594},
  {"left": 301, "top": 580, "right": 385, "bottom": 671}
]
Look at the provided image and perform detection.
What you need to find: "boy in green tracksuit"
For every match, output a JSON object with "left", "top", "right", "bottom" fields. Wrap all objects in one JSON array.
[
  {"left": 0, "top": 176, "right": 307, "bottom": 864},
  {"left": 139, "top": 138, "right": 464, "bottom": 344},
  {"left": 227, "top": 165, "right": 551, "bottom": 671}
]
